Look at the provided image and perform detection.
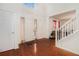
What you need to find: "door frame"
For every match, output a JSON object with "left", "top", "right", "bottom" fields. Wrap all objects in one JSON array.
[{"left": 19, "top": 17, "right": 25, "bottom": 44}]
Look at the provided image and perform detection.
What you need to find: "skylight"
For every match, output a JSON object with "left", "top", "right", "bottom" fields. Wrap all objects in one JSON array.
[{"left": 24, "top": 3, "right": 35, "bottom": 9}]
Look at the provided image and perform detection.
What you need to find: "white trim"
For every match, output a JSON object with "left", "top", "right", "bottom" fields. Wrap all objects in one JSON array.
[
  {"left": 59, "top": 16, "right": 76, "bottom": 29},
  {"left": 50, "top": 9, "right": 76, "bottom": 18}
]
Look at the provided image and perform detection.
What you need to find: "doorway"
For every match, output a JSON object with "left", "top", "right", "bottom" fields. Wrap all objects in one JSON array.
[
  {"left": 0, "top": 10, "right": 16, "bottom": 52},
  {"left": 20, "top": 17, "right": 25, "bottom": 44}
]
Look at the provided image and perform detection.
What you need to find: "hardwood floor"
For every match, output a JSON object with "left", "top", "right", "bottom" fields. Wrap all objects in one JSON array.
[{"left": 0, "top": 38, "right": 78, "bottom": 56}]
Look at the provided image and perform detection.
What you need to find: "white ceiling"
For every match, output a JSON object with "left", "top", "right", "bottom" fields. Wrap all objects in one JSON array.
[{"left": 50, "top": 10, "right": 76, "bottom": 21}]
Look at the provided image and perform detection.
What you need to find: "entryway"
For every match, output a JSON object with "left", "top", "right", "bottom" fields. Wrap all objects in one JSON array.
[{"left": 19, "top": 17, "right": 25, "bottom": 44}]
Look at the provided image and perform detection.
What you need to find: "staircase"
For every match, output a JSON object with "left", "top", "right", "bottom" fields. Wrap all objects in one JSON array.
[{"left": 56, "top": 16, "right": 79, "bottom": 55}]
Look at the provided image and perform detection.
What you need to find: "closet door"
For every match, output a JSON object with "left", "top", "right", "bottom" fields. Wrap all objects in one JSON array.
[{"left": 0, "top": 10, "right": 15, "bottom": 52}]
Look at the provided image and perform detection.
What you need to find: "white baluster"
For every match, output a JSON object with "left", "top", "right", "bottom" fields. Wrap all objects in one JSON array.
[
  {"left": 55, "top": 20, "right": 58, "bottom": 46},
  {"left": 64, "top": 26, "right": 66, "bottom": 37},
  {"left": 60, "top": 29, "right": 62, "bottom": 39}
]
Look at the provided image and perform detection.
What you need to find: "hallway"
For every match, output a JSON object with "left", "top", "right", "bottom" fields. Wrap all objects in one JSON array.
[{"left": 0, "top": 38, "right": 78, "bottom": 56}]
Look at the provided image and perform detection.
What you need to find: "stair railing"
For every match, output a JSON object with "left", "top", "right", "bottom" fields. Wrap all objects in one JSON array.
[{"left": 56, "top": 16, "right": 78, "bottom": 42}]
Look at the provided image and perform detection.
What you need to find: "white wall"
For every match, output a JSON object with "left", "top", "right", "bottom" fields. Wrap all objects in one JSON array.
[
  {"left": 1, "top": 3, "right": 79, "bottom": 53},
  {"left": 23, "top": 3, "right": 49, "bottom": 42},
  {"left": 45, "top": 3, "right": 79, "bottom": 35},
  {"left": 0, "top": 3, "right": 34, "bottom": 51},
  {"left": 0, "top": 3, "right": 50, "bottom": 52},
  {"left": 45, "top": 3, "right": 79, "bottom": 54},
  {"left": 34, "top": 3, "right": 49, "bottom": 39},
  {"left": 0, "top": 3, "right": 40, "bottom": 44},
  {"left": 24, "top": 13, "right": 35, "bottom": 42},
  {"left": 57, "top": 31, "right": 79, "bottom": 54}
]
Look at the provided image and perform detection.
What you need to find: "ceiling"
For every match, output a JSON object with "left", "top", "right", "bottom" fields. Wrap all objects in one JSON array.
[{"left": 50, "top": 10, "right": 76, "bottom": 21}]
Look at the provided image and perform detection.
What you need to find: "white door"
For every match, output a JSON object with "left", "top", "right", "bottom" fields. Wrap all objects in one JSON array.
[{"left": 0, "top": 10, "right": 15, "bottom": 52}]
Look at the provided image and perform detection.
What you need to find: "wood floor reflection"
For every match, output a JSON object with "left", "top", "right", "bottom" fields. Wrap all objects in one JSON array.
[{"left": 0, "top": 38, "right": 78, "bottom": 56}]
